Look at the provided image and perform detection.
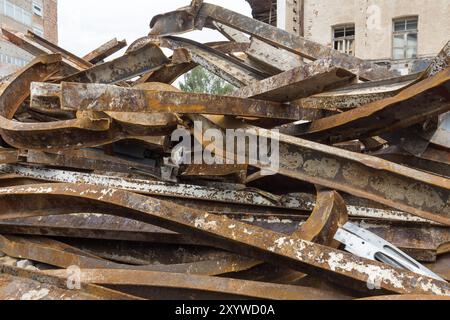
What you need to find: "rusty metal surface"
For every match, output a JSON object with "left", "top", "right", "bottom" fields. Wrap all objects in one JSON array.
[
  {"left": 284, "top": 67, "right": 450, "bottom": 143},
  {"left": 157, "top": 36, "right": 267, "bottom": 87},
  {"left": 0, "top": 234, "right": 258, "bottom": 276},
  {"left": 1, "top": 28, "right": 88, "bottom": 74},
  {"left": 64, "top": 43, "right": 169, "bottom": 84},
  {"left": 43, "top": 268, "right": 350, "bottom": 300},
  {"left": 149, "top": 2, "right": 395, "bottom": 81},
  {"left": 0, "top": 0, "right": 448, "bottom": 301},
  {"left": 234, "top": 59, "right": 356, "bottom": 102},
  {"left": 197, "top": 115, "right": 450, "bottom": 226},
  {"left": 0, "top": 183, "right": 449, "bottom": 296},
  {"left": 44, "top": 82, "right": 303, "bottom": 120}
]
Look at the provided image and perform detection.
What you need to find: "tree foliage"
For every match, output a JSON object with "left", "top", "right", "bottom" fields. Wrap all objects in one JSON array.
[{"left": 179, "top": 66, "right": 234, "bottom": 95}]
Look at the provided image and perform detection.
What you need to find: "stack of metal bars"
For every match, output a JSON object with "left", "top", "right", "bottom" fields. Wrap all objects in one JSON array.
[{"left": 0, "top": 0, "right": 448, "bottom": 300}]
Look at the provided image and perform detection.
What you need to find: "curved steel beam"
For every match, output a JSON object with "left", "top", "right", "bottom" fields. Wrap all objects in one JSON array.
[
  {"left": 0, "top": 183, "right": 448, "bottom": 296},
  {"left": 0, "top": 55, "right": 176, "bottom": 151}
]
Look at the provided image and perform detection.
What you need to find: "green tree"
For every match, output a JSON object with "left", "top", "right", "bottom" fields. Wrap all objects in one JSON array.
[{"left": 179, "top": 66, "right": 234, "bottom": 95}]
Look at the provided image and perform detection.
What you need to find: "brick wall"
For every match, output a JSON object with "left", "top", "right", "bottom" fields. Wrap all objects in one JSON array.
[{"left": 43, "top": 0, "right": 57, "bottom": 44}]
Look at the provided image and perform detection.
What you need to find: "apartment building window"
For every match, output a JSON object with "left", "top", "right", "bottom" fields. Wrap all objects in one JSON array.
[
  {"left": 0, "top": 53, "right": 28, "bottom": 67},
  {"left": 5, "top": 0, "right": 13, "bottom": 17},
  {"left": 393, "top": 17, "right": 418, "bottom": 60},
  {"left": 33, "top": 26, "right": 44, "bottom": 37},
  {"left": 333, "top": 25, "right": 355, "bottom": 56},
  {"left": 32, "top": 2, "right": 43, "bottom": 17},
  {"left": 2, "top": 1, "right": 32, "bottom": 26}
]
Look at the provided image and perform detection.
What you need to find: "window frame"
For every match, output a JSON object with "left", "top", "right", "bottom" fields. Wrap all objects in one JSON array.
[
  {"left": 392, "top": 16, "right": 419, "bottom": 60},
  {"left": 33, "top": 26, "right": 44, "bottom": 37},
  {"left": 2, "top": 0, "right": 32, "bottom": 26},
  {"left": 32, "top": 1, "right": 43, "bottom": 17},
  {"left": 332, "top": 24, "right": 356, "bottom": 56}
]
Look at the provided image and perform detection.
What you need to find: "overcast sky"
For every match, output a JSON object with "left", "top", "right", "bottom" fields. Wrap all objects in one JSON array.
[{"left": 58, "top": 0, "right": 252, "bottom": 58}]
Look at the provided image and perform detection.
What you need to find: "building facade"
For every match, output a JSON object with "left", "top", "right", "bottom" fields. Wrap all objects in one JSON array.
[
  {"left": 247, "top": 0, "right": 450, "bottom": 74},
  {"left": 0, "top": 0, "right": 57, "bottom": 76}
]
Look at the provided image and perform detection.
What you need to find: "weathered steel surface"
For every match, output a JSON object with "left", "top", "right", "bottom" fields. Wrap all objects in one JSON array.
[
  {"left": 0, "top": 0, "right": 448, "bottom": 301},
  {"left": 234, "top": 59, "right": 356, "bottom": 101},
  {"left": 64, "top": 43, "right": 169, "bottom": 84},
  {"left": 0, "top": 28, "right": 86, "bottom": 73},
  {"left": 212, "top": 22, "right": 304, "bottom": 73},
  {"left": 422, "top": 40, "right": 450, "bottom": 79},
  {"left": 0, "top": 149, "right": 20, "bottom": 164},
  {"left": 0, "top": 235, "right": 257, "bottom": 276},
  {"left": 0, "top": 184, "right": 449, "bottom": 295},
  {"left": 0, "top": 265, "right": 140, "bottom": 300},
  {"left": 426, "top": 254, "right": 450, "bottom": 281},
  {"left": 0, "top": 273, "right": 102, "bottom": 300},
  {"left": 359, "top": 294, "right": 450, "bottom": 301},
  {"left": 353, "top": 221, "right": 450, "bottom": 262},
  {"left": 26, "top": 30, "right": 94, "bottom": 71},
  {"left": 83, "top": 38, "right": 128, "bottom": 64},
  {"left": 295, "top": 74, "right": 417, "bottom": 111},
  {"left": 0, "top": 213, "right": 444, "bottom": 262},
  {"left": 149, "top": 2, "right": 395, "bottom": 80},
  {"left": 26, "top": 150, "right": 162, "bottom": 179},
  {"left": 138, "top": 62, "right": 197, "bottom": 84},
  {"left": 373, "top": 146, "right": 450, "bottom": 178},
  {"left": 43, "top": 268, "right": 350, "bottom": 300},
  {"left": 292, "top": 189, "right": 348, "bottom": 245},
  {"left": 195, "top": 115, "right": 450, "bottom": 226},
  {"left": 285, "top": 66, "right": 450, "bottom": 143},
  {"left": 54, "top": 81, "right": 302, "bottom": 120},
  {"left": 0, "top": 164, "right": 437, "bottom": 225},
  {"left": 0, "top": 56, "right": 175, "bottom": 151},
  {"left": 159, "top": 36, "right": 266, "bottom": 87}
]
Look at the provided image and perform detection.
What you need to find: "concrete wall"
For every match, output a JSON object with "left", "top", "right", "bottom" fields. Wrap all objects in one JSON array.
[{"left": 303, "top": 0, "right": 450, "bottom": 61}]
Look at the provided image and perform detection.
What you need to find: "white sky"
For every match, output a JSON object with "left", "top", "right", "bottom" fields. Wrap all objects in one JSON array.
[{"left": 58, "top": 0, "right": 252, "bottom": 59}]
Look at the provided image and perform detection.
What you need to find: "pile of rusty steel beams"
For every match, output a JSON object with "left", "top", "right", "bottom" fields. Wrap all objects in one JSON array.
[{"left": 0, "top": 0, "right": 449, "bottom": 300}]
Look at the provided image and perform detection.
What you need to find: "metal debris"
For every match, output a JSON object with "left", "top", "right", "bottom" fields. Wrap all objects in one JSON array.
[{"left": 0, "top": 0, "right": 448, "bottom": 300}]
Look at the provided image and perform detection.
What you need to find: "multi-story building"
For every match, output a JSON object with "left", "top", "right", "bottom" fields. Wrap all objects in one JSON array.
[
  {"left": 0, "top": 0, "right": 57, "bottom": 77},
  {"left": 246, "top": 0, "right": 450, "bottom": 74}
]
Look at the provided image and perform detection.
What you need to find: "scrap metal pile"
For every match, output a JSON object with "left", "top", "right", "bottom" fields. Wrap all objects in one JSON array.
[{"left": 0, "top": 0, "right": 449, "bottom": 300}]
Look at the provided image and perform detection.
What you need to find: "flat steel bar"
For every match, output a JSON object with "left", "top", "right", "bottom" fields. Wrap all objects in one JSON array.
[
  {"left": 0, "top": 274, "right": 103, "bottom": 300},
  {"left": 196, "top": 115, "right": 450, "bottom": 226},
  {"left": 295, "top": 74, "right": 417, "bottom": 111},
  {"left": 160, "top": 36, "right": 265, "bottom": 87},
  {"left": 0, "top": 235, "right": 257, "bottom": 276},
  {"left": 43, "top": 268, "right": 349, "bottom": 300},
  {"left": 63, "top": 43, "right": 169, "bottom": 84},
  {"left": 0, "top": 149, "right": 20, "bottom": 164},
  {"left": 0, "top": 265, "right": 140, "bottom": 300},
  {"left": 0, "top": 213, "right": 446, "bottom": 262},
  {"left": 0, "top": 164, "right": 437, "bottom": 225},
  {"left": 0, "top": 183, "right": 449, "bottom": 295},
  {"left": 26, "top": 30, "right": 93, "bottom": 70},
  {"left": 26, "top": 150, "right": 162, "bottom": 179},
  {"left": 211, "top": 22, "right": 304, "bottom": 73},
  {"left": 284, "top": 66, "right": 450, "bottom": 143},
  {"left": 149, "top": 2, "right": 395, "bottom": 80},
  {"left": 83, "top": 38, "right": 128, "bottom": 64},
  {"left": 1, "top": 28, "right": 89, "bottom": 72},
  {"left": 55, "top": 82, "right": 302, "bottom": 120},
  {"left": 234, "top": 59, "right": 356, "bottom": 102},
  {"left": 0, "top": 56, "right": 175, "bottom": 151}
]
